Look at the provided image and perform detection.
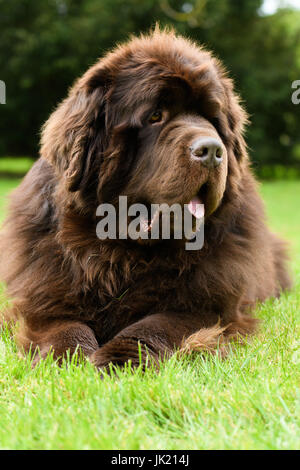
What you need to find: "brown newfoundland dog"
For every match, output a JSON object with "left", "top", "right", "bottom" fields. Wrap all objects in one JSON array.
[{"left": 0, "top": 29, "right": 291, "bottom": 370}]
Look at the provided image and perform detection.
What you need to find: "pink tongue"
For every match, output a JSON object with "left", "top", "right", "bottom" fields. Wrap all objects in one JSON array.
[{"left": 188, "top": 197, "right": 205, "bottom": 219}]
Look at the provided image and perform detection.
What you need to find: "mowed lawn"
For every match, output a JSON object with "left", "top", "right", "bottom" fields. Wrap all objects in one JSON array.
[{"left": 0, "top": 177, "right": 299, "bottom": 450}]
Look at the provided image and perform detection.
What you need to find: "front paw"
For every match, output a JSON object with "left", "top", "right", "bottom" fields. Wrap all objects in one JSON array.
[
  {"left": 30, "top": 344, "right": 54, "bottom": 367},
  {"left": 89, "top": 347, "right": 114, "bottom": 370},
  {"left": 89, "top": 337, "right": 159, "bottom": 372}
]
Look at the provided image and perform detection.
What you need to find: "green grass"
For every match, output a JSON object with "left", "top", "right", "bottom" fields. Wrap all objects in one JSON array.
[
  {"left": 0, "top": 157, "right": 35, "bottom": 176},
  {"left": 0, "top": 178, "right": 299, "bottom": 450}
]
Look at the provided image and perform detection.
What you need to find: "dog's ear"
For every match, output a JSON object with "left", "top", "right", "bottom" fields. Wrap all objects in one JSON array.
[
  {"left": 40, "top": 71, "right": 110, "bottom": 192},
  {"left": 219, "top": 77, "right": 249, "bottom": 162}
]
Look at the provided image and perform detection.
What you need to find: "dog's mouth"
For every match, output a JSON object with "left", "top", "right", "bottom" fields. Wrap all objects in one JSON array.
[
  {"left": 136, "top": 183, "right": 208, "bottom": 236},
  {"left": 187, "top": 182, "right": 209, "bottom": 220}
]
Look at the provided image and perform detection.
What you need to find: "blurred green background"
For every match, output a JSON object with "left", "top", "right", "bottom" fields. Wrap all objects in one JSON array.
[{"left": 0, "top": 0, "right": 300, "bottom": 178}]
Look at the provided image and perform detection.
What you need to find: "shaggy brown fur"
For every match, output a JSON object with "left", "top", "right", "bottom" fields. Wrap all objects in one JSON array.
[{"left": 0, "top": 29, "right": 292, "bottom": 370}]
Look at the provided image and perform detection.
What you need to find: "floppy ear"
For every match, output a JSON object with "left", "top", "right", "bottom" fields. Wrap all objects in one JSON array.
[
  {"left": 40, "top": 78, "right": 108, "bottom": 192},
  {"left": 220, "top": 77, "right": 249, "bottom": 162}
]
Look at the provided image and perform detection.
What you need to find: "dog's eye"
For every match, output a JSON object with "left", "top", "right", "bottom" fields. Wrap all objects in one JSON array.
[{"left": 149, "top": 110, "right": 163, "bottom": 124}]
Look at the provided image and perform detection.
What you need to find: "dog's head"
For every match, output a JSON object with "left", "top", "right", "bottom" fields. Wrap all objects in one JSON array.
[{"left": 41, "top": 29, "right": 248, "bottom": 233}]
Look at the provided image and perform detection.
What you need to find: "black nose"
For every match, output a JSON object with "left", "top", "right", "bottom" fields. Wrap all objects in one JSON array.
[{"left": 190, "top": 137, "right": 223, "bottom": 168}]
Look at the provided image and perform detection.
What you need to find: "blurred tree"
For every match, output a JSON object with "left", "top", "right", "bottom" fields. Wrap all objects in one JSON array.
[
  {"left": 243, "top": 9, "right": 300, "bottom": 167},
  {"left": 0, "top": 0, "right": 299, "bottom": 170}
]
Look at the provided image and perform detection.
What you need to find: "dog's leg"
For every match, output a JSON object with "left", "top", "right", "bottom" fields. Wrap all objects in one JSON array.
[
  {"left": 18, "top": 321, "right": 99, "bottom": 365},
  {"left": 90, "top": 312, "right": 234, "bottom": 371}
]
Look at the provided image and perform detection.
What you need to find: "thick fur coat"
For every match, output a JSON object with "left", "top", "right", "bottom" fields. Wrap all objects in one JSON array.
[{"left": 0, "top": 29, "right": 291, "bottom": 369}]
